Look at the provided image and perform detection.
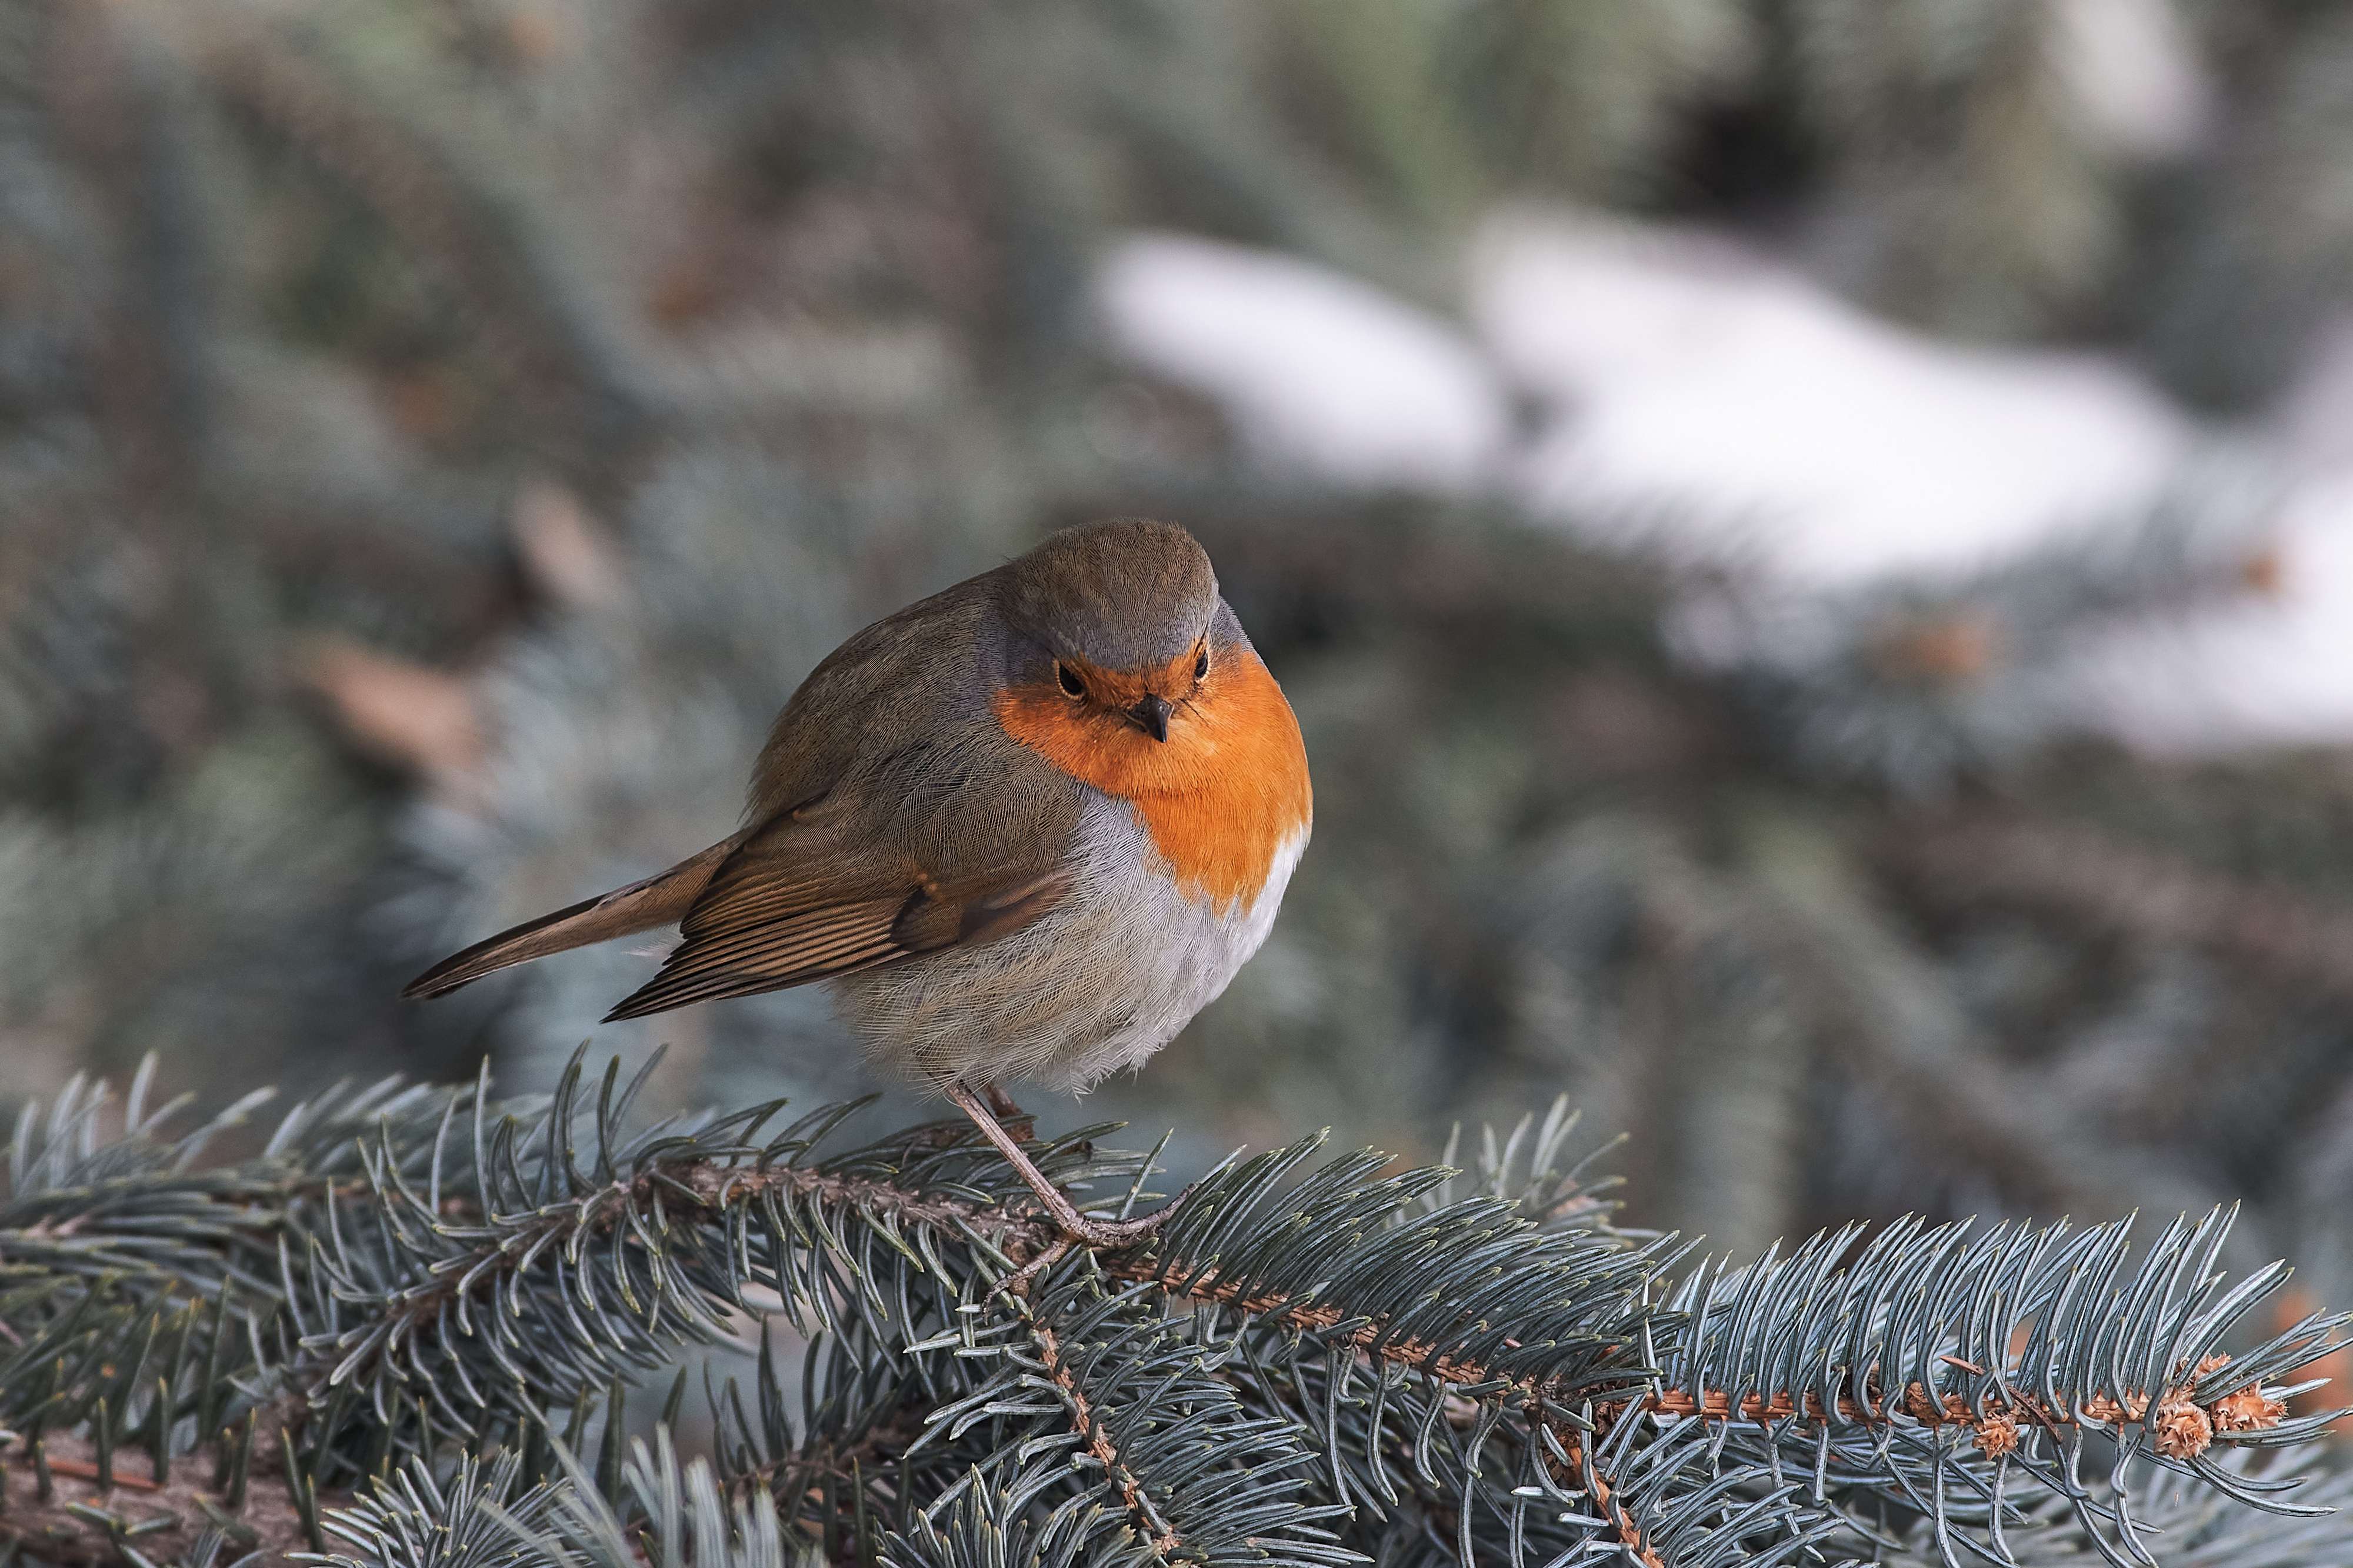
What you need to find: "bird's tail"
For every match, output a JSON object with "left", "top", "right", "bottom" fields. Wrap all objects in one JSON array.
[{"left": 401, "top": 839, "right": 736, "bottom": 999}]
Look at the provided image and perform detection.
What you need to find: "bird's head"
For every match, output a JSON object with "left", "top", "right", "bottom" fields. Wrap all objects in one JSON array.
[{"left": 995, "top": 519, "right": 1228, "bottom": 747}]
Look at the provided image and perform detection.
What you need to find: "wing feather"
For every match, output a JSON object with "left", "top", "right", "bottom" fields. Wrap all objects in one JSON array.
[
  {"left": 604, "top": 899, "right": 906, "bottom": 1019},
  {"left": 656, "top": 903, "right": 885, "bottom": 974},
  {"left": 604, "top": 945, "right": 901, "bottom": 1018}
]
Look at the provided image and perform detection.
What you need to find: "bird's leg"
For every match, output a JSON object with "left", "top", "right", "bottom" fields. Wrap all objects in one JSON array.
[{"left": 943, "top": 1081, "right": 1191, "bottom": 1250}]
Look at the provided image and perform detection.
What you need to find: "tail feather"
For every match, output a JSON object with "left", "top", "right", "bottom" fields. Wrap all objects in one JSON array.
[{"left": 401, "top": 839, "right": 736, "bottom": 999}]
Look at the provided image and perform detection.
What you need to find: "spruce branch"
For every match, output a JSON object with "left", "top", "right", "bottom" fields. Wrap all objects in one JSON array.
[
  {"left": 2, "top": 1055, "right": 2348, "bottom": 1568},
  {"left": 109, "top": 0, "right": 668, "bottom": 456},
  {"left": 1878, "top": 813, "right": 2353, "bottom": 1007},
  {"left": 1737, "top": 811, "right": 2194, "bottom": 1219}
]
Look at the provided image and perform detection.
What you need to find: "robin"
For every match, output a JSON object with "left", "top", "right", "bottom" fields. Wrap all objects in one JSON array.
[{"left": 405, "top": 519, "right": 1312, "bottom": 1246}]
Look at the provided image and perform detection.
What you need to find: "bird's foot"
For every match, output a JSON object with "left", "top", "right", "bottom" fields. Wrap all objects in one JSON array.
[
  {"left": 1049, "top": 1185, "right": 1195, "bottom": 1249},
  {"left": 1000, "top": 1183, "right": 1197, "bottom": 1295},
  {"left": 942, "top": 1080, "right": 1189, "bottom": 1265}
]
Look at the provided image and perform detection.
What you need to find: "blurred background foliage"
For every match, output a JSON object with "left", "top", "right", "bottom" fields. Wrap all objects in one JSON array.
[{"left": 8, "top": 0, "right": 2353, "bottom": 1356}]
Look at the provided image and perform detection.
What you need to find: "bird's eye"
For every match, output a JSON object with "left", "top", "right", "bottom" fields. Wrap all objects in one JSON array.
[
  {"left": 1194, "top": 647, "right": 1209, "bottom": 681},
  {"left": 1056, "top": 662, "right": 1085, "bottom": 699}
]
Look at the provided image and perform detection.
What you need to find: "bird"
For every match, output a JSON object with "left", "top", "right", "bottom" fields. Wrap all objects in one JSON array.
[{"left": 404, "top": 519, "right": 1312, "bottom": 1247}]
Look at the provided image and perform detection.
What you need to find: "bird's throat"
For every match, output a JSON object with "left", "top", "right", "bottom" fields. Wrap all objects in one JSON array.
[{"left": 993, "top": 650, "right": 1311, "bottom": 910}]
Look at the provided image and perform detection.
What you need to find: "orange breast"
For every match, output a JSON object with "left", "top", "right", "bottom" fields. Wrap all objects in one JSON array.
[{"left": 994, "top": 649, "right": 1311, "bottom": 910}]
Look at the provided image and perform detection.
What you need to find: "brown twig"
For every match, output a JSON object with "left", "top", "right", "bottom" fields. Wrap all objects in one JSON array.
[
  {"left": 1545, "top": 1429, "right": 1662, "bottom": 1568},
  {"left": 1028, "top": 1316, "right": 1181, "bottom": 1558}
]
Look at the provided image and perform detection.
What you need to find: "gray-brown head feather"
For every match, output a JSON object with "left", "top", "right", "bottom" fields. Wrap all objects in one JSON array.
[{"left": 995, "top": 519, "right": 1219, "bottom": 675}]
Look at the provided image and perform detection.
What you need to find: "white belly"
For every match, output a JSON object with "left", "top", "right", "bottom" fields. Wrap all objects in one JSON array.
[{"left": 831, "top": 793, "right": 1306, "bottom": 1091}]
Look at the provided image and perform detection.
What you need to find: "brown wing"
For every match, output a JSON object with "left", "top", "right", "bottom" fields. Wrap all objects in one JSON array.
[
  {"left": 601, "top": 758, "right": 1081, "bottom": 1022},
  {"left": 604, "top": 570, "right": 1085, "bottom": 1022}
]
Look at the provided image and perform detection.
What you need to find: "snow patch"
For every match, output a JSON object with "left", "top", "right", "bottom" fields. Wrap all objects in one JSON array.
[
  {"left": 1470, "top": 212, "right": 2194, "bottom": 588},
  {"left": 1095, "top": 233, "right": 1509, "bottom": 493}
]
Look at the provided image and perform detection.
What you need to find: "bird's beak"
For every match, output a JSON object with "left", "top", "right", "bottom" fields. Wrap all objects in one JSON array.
[{"left": 1128, "top": 693, "right": 1171, "bottom": 742}]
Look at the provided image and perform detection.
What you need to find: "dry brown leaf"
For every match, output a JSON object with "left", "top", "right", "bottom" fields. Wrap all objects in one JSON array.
[
  {"left": 299, "top": 637, "right": 484, "bottom": 794},
  {"left": 513, "top": 478, "right": 629, "bottom": 610}
]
